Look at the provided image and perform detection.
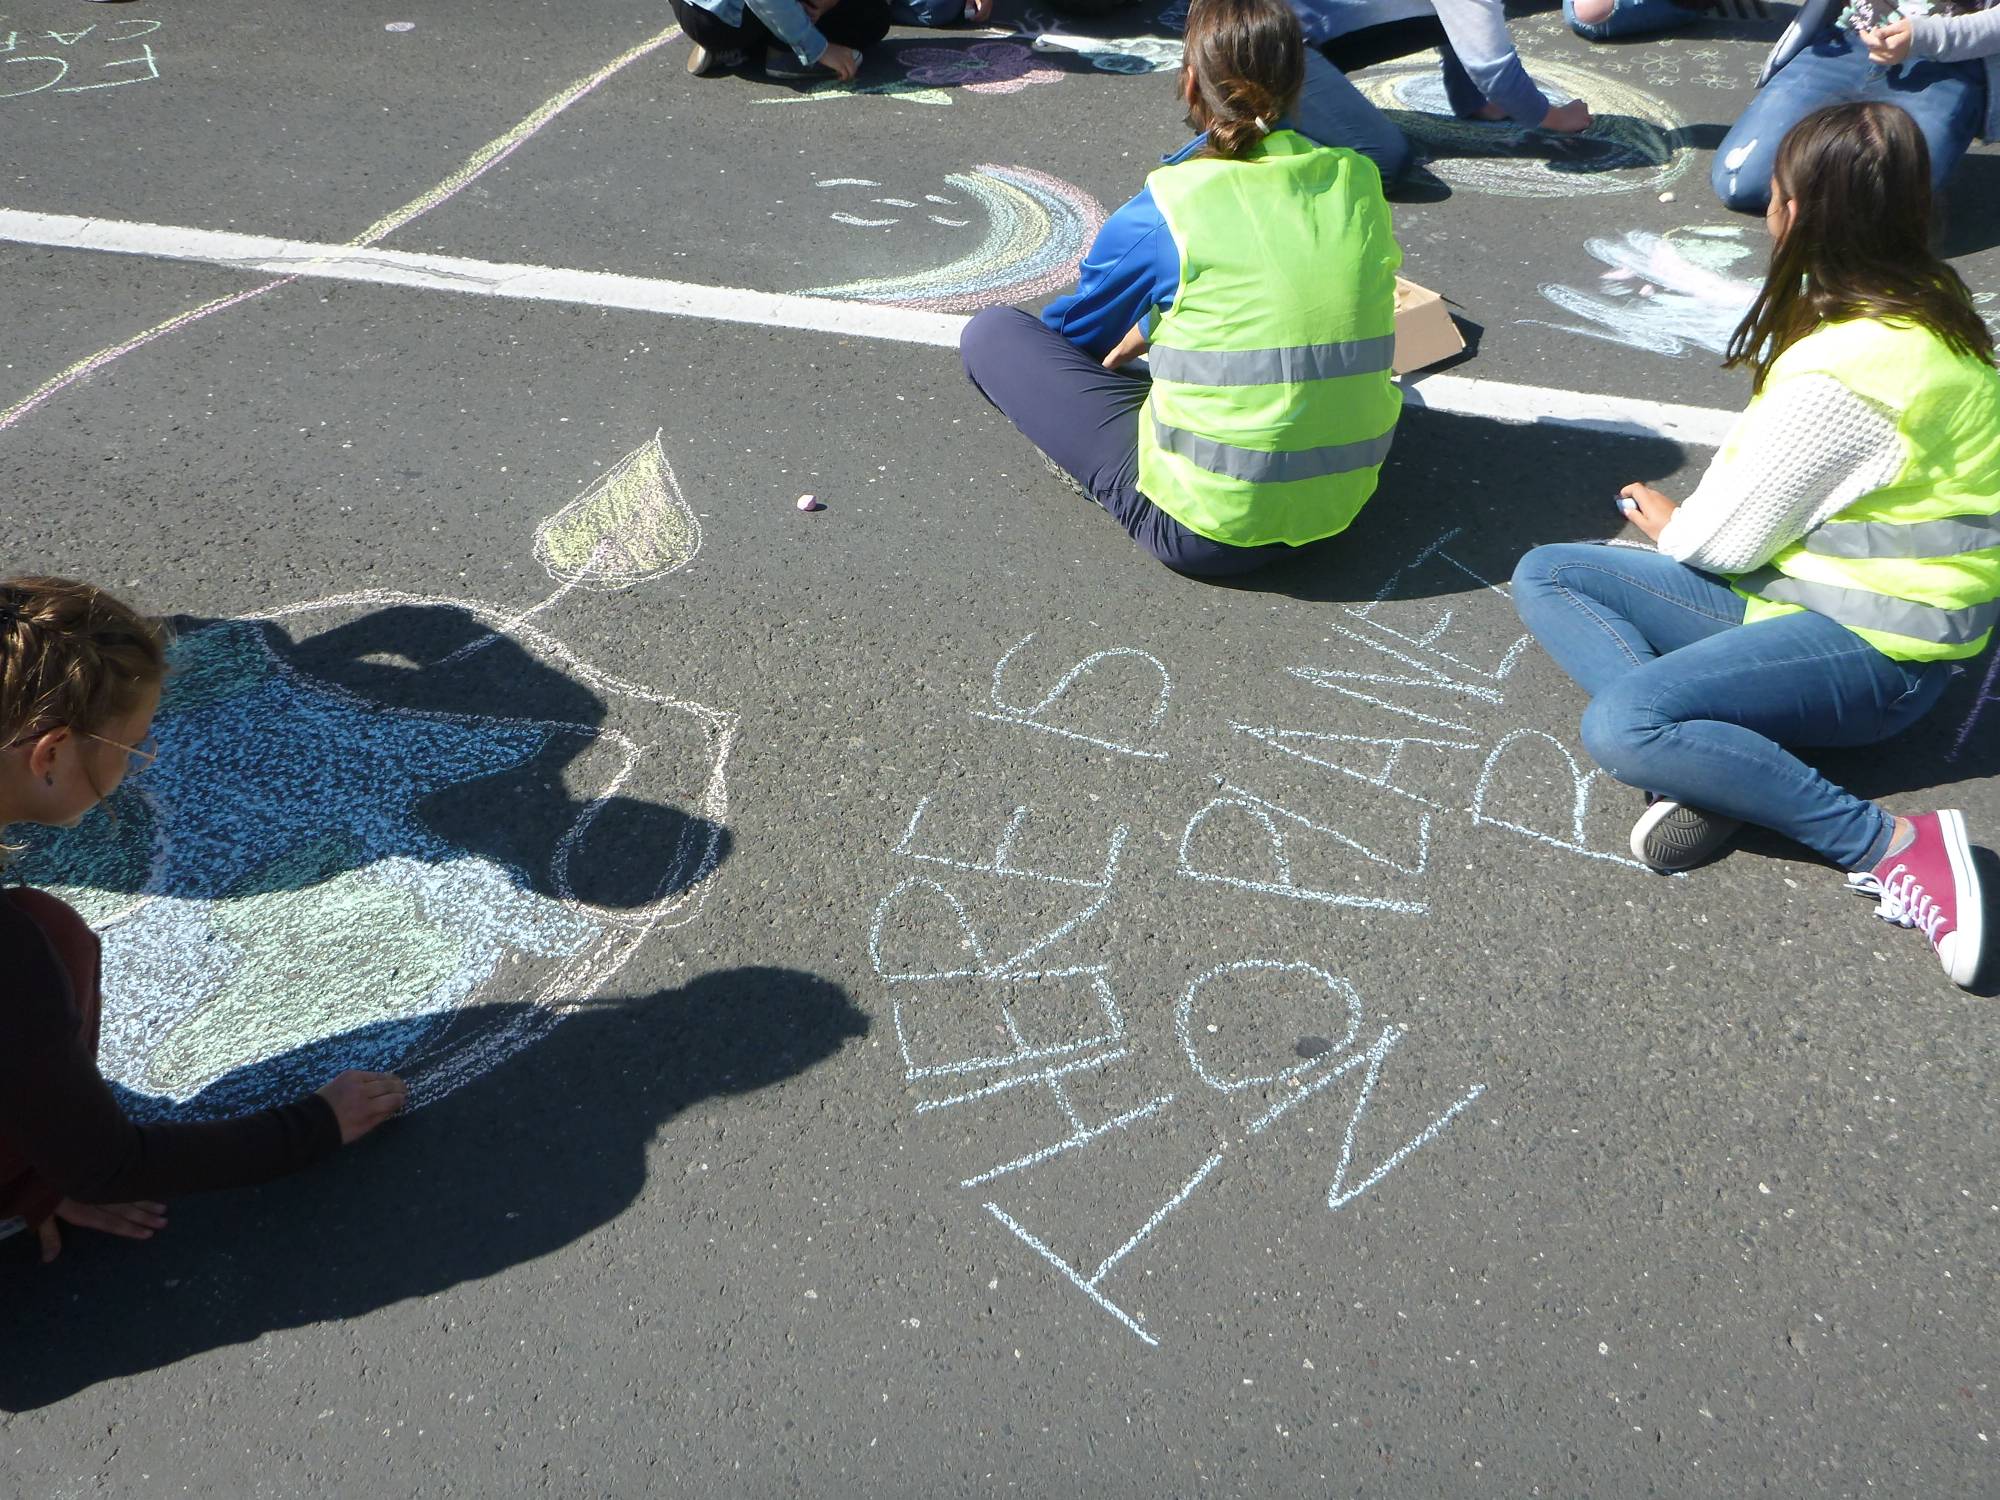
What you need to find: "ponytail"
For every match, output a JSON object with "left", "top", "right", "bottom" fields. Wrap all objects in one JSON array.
[{"left": 1181, "top": 0, "right": 1303, "bottom": 161}]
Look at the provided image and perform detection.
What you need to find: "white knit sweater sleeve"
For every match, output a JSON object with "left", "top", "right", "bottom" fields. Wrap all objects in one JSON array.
[{"left": 1657, "top": 374, "right": 1907, "bottom": 575}]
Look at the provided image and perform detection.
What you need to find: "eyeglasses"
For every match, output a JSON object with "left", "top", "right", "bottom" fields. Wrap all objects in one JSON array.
[{"left": 81, "top": 730, "right": 159, "bottom": 772}]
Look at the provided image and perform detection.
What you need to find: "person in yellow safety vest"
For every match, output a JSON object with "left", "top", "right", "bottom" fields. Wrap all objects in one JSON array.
[
  {"left": 959, "top": 0, "right": 1403, "bottom": 578},
  {"left": 1513, "top": 101, "right": 1998, "bottom": 989}
]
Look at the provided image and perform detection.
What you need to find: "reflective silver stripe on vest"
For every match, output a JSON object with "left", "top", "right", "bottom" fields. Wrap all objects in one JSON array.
[
  {"left": 1149, "top": 413, "right": 1396, "bottom": 484},
  {"left": 1147, "top": 335, "right": 1398, "bottom": 388},
  {"left": 1738, "top": 567, "right": 2000, "bottom": 645},
  {"left": 1801, "top": 512, "right": 2000, "bottom": 560}
]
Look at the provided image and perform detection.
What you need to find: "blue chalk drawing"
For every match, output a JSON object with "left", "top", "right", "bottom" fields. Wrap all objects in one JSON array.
[{"left": 13, "top": 443, "right": 735, "bottom": 1119}]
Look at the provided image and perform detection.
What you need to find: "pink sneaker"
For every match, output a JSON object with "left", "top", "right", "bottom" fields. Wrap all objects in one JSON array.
[{"left": 1846, "top": 810, "right": 1987, "bottom": 988}]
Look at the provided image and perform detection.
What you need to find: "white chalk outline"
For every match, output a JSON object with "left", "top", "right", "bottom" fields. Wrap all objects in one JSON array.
[
  {"left": 1343, "top": 529, "right": 1533, "bottom": 682},
  {"left": 1174, "top": 959, "right": 1363, "bottom": 1095},
  {"left": 1177, "top": 783, "right": 1431, "bottom": 911},
  {"left": 1467, "top": 727, "right": 1659, "bottom": 872},
  {"left": 974, "top": 633, "right": 1172, "bottom": 761}
]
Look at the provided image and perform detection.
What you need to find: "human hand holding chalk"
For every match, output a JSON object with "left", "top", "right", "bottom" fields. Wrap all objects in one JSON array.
[
  {"left": 819, "top": 42, "right": 862, "bottom": 81},
  {"left": 1617, "top": 482, "right": 1676, "bottom": 540}
]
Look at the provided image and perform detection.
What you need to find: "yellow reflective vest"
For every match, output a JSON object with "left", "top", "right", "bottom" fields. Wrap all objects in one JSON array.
[
  {"left": 1735, "top": 317, "right": 2000, "bottom": 661},
  {"left": 1137, "top": 131, "right": 1403, "bottom": 550}
]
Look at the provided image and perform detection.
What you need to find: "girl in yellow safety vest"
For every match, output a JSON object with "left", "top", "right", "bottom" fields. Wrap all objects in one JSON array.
[
  {"left": 1513, "top": 101, "right": 1999, "bottom": 989},
  {"left": 960, "top": 0, "right": 1404, "bottom": 577}
]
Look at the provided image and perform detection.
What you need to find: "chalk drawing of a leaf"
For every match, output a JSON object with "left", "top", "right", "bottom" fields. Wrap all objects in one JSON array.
[{"left": 533, "top": 430, "right": 701, "bottom": 590}]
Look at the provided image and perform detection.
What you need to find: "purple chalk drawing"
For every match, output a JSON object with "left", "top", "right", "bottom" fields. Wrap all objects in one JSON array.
[{"left": 897, "top": 41, "right": 1063, "bottom": 94}]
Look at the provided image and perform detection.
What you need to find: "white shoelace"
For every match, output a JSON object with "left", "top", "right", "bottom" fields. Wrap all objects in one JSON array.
[{"left": 1846, "top": 865, "right": 1949, "bottom": 941}]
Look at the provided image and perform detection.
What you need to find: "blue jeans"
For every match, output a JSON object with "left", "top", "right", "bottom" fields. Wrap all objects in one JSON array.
[
  {"left": 960, "top": 307, "right": 1292, "bottom": 577},
  {"left": 1294, "top": 31, "right": 1491, "bottom": 186},
  {"left": 1712, "top": 28, "right": 1986, "bottom": 211},
  {"left": 1562, "top": 0, "right": 1700, "bottom": 42},
  {"left": 1511, "top": 543, "right": 1949, "bottom": 869}
]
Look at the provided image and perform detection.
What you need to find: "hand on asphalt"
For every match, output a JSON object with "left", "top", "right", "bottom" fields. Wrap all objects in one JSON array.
[{"left": 316, "top": 1070, "right": 408, "bottom": 1144}]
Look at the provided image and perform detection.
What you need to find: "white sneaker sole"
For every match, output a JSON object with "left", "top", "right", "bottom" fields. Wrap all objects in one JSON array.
[
  {"left": 1937, "top": 808, "right": 1985, "bottom": 988},
  {"left": 1630, "top": 798, "right": 1741, "bottom": 874}
]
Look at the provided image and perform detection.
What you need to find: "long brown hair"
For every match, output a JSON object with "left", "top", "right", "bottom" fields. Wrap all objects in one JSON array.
[
  {"left": 1181, "top": 0, "right": 1304, "bottom": 160},
  {"left": 1726, "top": 101, "right": 1995, "bottom": 393},
  {"left": 0, "top": 575, "right": 169, "bottom": 752}
]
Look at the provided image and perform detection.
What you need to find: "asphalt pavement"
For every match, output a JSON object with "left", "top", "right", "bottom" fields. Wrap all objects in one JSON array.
[{"left": 1, "top": 1, "right": 1996, "bottom": 1495}]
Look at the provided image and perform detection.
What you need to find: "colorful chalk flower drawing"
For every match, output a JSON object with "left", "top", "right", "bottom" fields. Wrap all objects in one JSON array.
[
  {"left": 897, "top": 40, "right": 1064, "bottom": 93},
  {"left": 1354, "top": 54, "right": 1691, "bottom": 198},
  {"left": 12, "top": 435, "right": 734, "bottom": 1118},
  {"left": 802, "top": 165, "right": 1105, "bottom": 312},
  {"left": 1526, "top": 225, "right": 1760, "bottom": 357}
]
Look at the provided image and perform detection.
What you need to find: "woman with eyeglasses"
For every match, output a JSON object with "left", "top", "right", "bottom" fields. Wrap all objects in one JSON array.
[{"left": 0, "top": 576, "right": 405, "bottom": 1264}]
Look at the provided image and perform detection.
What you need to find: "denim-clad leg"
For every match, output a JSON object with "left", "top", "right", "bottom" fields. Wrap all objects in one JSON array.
[
  {"left": 960, "top": 307, "right": 1291, "bottom": 577},
  {"left": 1437, "top": 43, "right": 1489, "bottom": 119},
  {"left": 1562, "top": 0, "right": 1701, "bottom": 41},
  {"left": 1712, "top": 30, "right": 1986, "bottom": 211},
  {"left": 1294, "top": 47, "right": 1413, "bottom": 184},
  {"left": 1512, "top": 543, "right": 1948, "bottom": 869}
]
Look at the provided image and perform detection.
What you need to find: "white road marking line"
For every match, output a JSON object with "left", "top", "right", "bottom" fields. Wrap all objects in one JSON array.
[{"left": 0, "top": 208, "right": 1737, "bottom": 446}]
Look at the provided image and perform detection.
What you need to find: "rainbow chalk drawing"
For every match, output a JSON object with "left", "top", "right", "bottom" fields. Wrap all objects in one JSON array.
[
  {"left": 1352, "top": 54, "right": 1690, "bottom": 198},
  {"left": 803, "top": 167, "right": 1105, "bottom": 313},
  {"left": 0, "top": 20, "right": 684, "bottom": 431},
  {"left": 14, "top": 436, "right": 735, "bottom": 1115},
  {"left": 1527, "top": 225, "right": 1760, "bottom": 357}
]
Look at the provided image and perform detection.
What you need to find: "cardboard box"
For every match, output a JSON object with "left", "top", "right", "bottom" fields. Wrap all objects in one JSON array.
[{"left": 1392, "top": 276, "right": 1465, "bottom": 376}]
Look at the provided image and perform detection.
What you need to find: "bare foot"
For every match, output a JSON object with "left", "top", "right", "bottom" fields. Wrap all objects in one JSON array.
[
  {"left": 962, "top": 0, "right": 993, "bottom": 20},
  {"left": 1472, "top": 102, "right": 1508, "bottom": 122}
]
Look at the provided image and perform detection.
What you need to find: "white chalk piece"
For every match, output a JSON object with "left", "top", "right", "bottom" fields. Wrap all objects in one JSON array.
[
  {"left": 796, "top": 493, "right": 824, "bottom": 512},
  {"left": 1658, "top": 191, "right": 1676, "bottom": 203},
  {"left": 386, "top": 21, "right": 416, "bottom": 31}
]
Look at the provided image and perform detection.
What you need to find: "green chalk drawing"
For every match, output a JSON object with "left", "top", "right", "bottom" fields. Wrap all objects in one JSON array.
[{"left": 532, "top": 430, "right": 702, "bottom": 589}]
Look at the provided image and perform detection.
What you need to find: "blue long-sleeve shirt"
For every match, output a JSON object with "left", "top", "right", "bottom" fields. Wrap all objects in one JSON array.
[{"left": 1041, "top": 138, "right": 1202, "bottom": 359}]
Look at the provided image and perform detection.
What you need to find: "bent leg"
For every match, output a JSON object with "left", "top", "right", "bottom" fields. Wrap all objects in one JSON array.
[
  {"left": 1564, "top": 0, "right": 1701, "bottom": 41},
  {"left": 1295, "top": 48, "right": 1413, "bottom": 186},
  {"left": 961, "top": 305, "right": 1149, "bottom": 512},
  {"left": 668, "top": 0, "right": 766, "bottom": 54},
  {"left": 819, "top": 0, "right": 893, "bottom": 50},
  {"left": 1879, "top": 56, "right": 1987, "bottom": 192},
  {"left": 1578, "top": 610, "right": 1948, "bottom": 868},
  {"left": 960, "top": 308, "right": 1288, "bottom": 576},
  {"left": 1712, "top": 32, "right": 1868, "bottom": 212},
  {"left": 1511, "top": 542, "right": 1749, "bottom": 699}
]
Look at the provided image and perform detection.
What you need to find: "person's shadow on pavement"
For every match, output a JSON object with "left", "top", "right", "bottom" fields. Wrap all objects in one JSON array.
[{"left": 0, "top": 966, "right": 868, "bottom": 1412}]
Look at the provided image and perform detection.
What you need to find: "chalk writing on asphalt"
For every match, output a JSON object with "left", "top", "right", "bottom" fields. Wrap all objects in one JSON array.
[
  {"left": 866, "top": 529, "right": 1659, "bottom": 1345},
  {"left": 1, "top": 17, "right": 161, "bottom": 99}
]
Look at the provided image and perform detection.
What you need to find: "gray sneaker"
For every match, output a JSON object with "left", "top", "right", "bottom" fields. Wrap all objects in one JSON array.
[
  {"left": 1631, "top": 795, "right": 1741, "bottom": 873},
  {"left": 686, "top": 42, "right": 744, "bottom": 75}
]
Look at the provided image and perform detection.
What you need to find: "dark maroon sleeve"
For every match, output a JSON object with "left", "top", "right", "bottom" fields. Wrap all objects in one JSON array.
[{"left": 0, "top": 896, "right": 342, "bottom": 1206}]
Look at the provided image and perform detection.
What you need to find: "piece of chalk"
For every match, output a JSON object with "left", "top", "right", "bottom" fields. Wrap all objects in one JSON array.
[
  {"left": 1638, "top": 284, "right": 1656, "bottom": 298},
  {"left": 1658, "top": 191, "right": 1676, "bottom": 203},
  {"left": 1615, "top": 495, "right": 1637, "bottom": 512},
  {"left": 385, "top": 21, "right": 416, "bottom": 30},
  {"left": 797, "top": 494, "right": 823, "bottom": 512}
]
